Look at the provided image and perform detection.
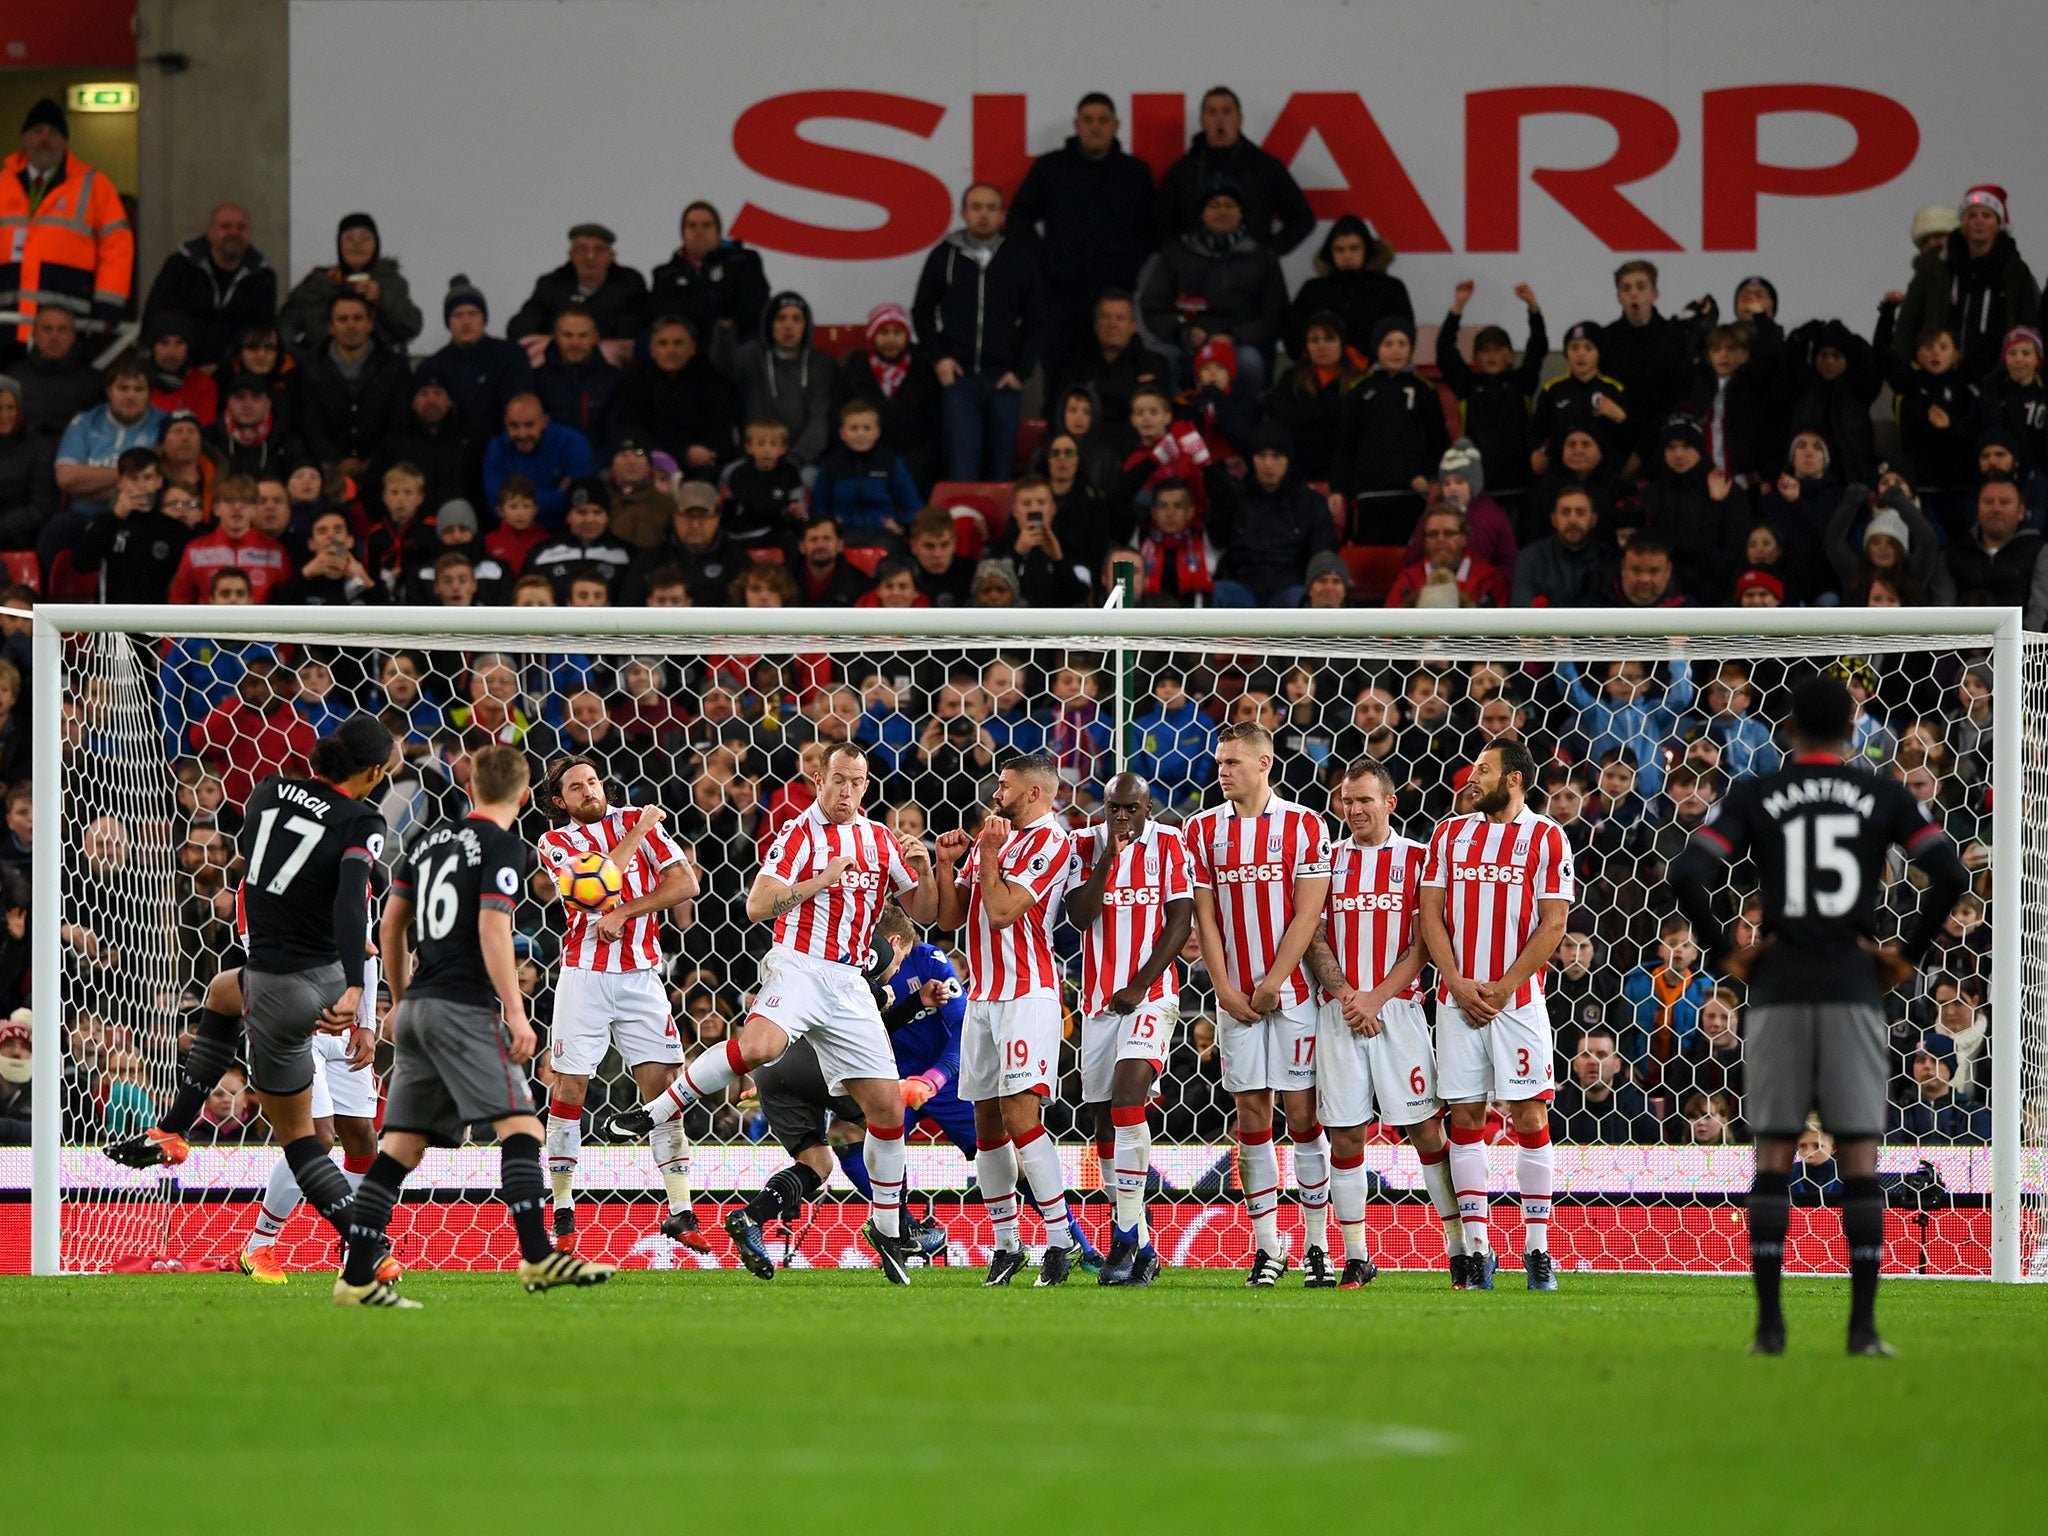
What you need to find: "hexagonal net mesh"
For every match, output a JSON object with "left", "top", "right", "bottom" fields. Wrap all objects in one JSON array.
[{"left": 16, "top": 610, "right": 2042, "bottom": 1279}]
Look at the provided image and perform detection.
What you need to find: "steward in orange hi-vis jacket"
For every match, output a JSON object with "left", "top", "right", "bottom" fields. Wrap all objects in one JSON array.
[{"left": 0, "top": 98, "right": 134, "bottom": 344}]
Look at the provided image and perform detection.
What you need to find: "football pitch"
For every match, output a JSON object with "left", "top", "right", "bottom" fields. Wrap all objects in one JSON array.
[{"left": 4, "top": 1269, "right": 2044, "bottom": 1532}]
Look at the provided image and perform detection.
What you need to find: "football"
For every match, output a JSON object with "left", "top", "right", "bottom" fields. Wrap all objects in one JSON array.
[{"left": 555, "top": 852, "right": 624, "bottom": 914}]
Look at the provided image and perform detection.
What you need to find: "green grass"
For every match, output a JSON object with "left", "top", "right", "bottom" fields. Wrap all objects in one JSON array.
[{"left": 4, "top": 1268, "right": 2045, "bottom": 1533}]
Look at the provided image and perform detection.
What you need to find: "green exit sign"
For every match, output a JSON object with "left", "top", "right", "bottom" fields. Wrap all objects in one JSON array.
[{"left": 68, "top": 83, "right": 138, "bottom": 114}]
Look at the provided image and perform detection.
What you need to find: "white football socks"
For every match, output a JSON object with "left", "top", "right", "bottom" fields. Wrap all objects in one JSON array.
[
  {"left": 1016, "top": 1127, "right": 1073, "bottom": 1248},
  {"left": 977, "top": 1137, "right": 1022, "bottom": 1252},
  {"left": 1239, "top": 1128, "right": 1281, "bottom": 1254},
  {"left": 1331, "top": 1149, "right": 1368, "bottom": 1261},
  {"left": 650, "top": 1119, "right": 693, "bottom": 1216},
  {"left": 1292, "top": 1126, "right": 1330, "bottom": 1253},
  {"left": 866, "top": 1122, "right": 905, "bottom": 1238},
  {"left": 1111, "top": 1107, "right": 1150, "bottom": 1235},
  {"left": 1518, "top": 1131, "right": 1555, "bottom": 1255},
  {"left": 1419, "top": 1145, "right": 1468, "bottom": 1257},
  {"left": 1447, "top": 1127, "right": 1490, "bottom": 1252},
  {"left": 546, "top": 1104, "right": 581, "bottom": 1213}
]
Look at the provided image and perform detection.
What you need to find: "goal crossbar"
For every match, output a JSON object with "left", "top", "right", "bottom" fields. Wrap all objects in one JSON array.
[{"left": 28, "top": 603, "right": 2031, "bottom": 1279}]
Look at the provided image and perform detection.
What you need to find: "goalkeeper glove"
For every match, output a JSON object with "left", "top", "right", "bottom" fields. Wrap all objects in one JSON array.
[{"left": 902, "top": 1072, "right": 942, "bottom": 1110}]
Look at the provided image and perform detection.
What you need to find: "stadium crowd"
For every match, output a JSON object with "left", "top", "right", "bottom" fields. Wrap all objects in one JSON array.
[{"left": 0, "top": 90, "right": 2014, "bottom": 1162}]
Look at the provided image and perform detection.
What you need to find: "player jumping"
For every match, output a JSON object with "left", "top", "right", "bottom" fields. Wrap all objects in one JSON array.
[
  {"left": 725, "top": 905, "right": 960, "bottom": 1275},
  {"left": 934, "top": 752, "right": 1080, "bottom": 1287},
  {"left": 610, "top": 741, "right": 939, "bottom": 1283},
  {"left": 1185, "top": 723, "right": 1334, "bottom": 1287},
  {"left": 1062, "top": 771, "right": 1193, "bottom": 1287},
  {"left": 1669, "top": 674, "right": 1969, "bottom": 1356},
  {"left": 536, "top": 754, "right": 702, "bottom": 1255},
  {"left": 339, "top": 745, "right": 615, "bottom": 1306},
  {"left": 1304, "top": 759, "right": 1467, "bottom": 1289},
  {"left": 1418, "top": 740, "right": 1574, "bottom": 1292}
]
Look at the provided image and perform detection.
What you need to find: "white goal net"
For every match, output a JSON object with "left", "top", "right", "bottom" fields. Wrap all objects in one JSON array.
[{"left": 13, "top": 606, "right": 2043, "bottom": 1281}]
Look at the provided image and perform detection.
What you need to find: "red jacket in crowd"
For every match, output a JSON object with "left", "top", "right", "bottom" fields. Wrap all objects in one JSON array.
[{"left": 168, "top": 526, "right": 291, "bottom": 604}]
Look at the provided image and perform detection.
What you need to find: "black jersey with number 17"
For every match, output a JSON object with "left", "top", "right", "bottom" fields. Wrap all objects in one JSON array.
[
  {"left": 393, "top": 814, "right": 531, "bottom": 1008},
  {"left": 239, "top": 776, "right": 388, "bottom": 973},
  {"left": 1689, "top": 753, "right": 1948, "bottom": 1006}
]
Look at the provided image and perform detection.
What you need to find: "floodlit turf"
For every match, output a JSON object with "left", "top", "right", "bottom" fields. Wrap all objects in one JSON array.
[{"left": 4, "top": 1267, "right": 2045, "bottom": 1532}]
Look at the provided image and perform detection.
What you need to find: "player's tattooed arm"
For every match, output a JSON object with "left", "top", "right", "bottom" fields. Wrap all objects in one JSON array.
[
  {"left": 1305, "top": 919, "right": 1350, "bottom": 998},
  {"left": 745, "top": 856, "right": 857, "bottom": 924}
]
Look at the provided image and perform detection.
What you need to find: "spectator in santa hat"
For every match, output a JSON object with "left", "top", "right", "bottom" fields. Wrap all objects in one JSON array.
[
  {"left": 831, "top": 301, "right": 940, "bottom": 491},
  {"left": 1897, "top": 184, "right": 2042, "bottom": 382}
]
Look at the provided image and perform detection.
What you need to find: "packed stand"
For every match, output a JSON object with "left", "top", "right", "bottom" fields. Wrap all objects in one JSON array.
[{"left": 0, "top": 92, "right": 2017, "bottom": 1163}]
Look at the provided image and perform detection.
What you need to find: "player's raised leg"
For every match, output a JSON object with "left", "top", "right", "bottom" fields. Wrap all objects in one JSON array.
[{"left": 106, "top": 967, "right": 245, "bottom": 1168}]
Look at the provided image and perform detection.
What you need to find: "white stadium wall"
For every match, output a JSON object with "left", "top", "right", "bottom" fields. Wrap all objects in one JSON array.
[{"left": 290, "top": 0, "right": 2048, "bottom": 349}]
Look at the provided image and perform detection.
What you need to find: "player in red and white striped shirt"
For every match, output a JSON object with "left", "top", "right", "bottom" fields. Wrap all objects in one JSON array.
[
  {"left": 1304, "top": 759, "right": 1468, "bottom": 1290},
  {"left": 1418, "top": 739, "right": 1575, "bottom": 1292},
  {"left": 610, "top": 741, "right": 940, "bottom": 1282},
  {"left": 1184, "top": 722, "right": 1334, "bottom": 1288},
  {"left": 933, "top": 751, "right": 1080, "bottom": 1287},
  {"left": 535, "top": 754, "right": 703, "bottom": 1255},
  {"left": 1061, "top": 771, "right": 1193, "bottom": 1286}
]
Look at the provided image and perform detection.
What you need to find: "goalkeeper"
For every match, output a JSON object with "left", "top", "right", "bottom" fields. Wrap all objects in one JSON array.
[{"left": 727, "top": 907, "right": 1097, "bottom": 1275}]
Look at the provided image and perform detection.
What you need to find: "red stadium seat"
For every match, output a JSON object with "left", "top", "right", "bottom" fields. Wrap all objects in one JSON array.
[
  {"left": 0, "top": 551, "right": 40, "bottom": 594},
  {"left": 1341, "top": 544, "right": 1408, "bottom": 605},
  {"left": 843, "top": 544, "right": 888, "bottom": 577},
  {"left": 45, "top": 551, "right": 96, "bottom": 602},
  {"left": 1013, "top": 416, "right": 1047, "bottom": 473},
  {"left": 930, "top": 481, "right": 1013, "bottom": 540},
  {"left": 746, "top": 546, "right": 786, "bottom": 564},
  {"left": 947, "top": 507, "right": 986, "bottom": 560},
  {"left": 812, "top": 324, "right": 865, "bottom": 360}
]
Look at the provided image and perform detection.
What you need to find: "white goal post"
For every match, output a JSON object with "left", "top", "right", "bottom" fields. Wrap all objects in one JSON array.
[{"left": 24, "top": 602, "right": 2039, "bottom": 1280}]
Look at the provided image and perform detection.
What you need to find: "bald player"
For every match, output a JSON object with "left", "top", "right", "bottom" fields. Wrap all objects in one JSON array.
[{"left": 1063, "top": 772, "right": 1194, "bottom": 1287}]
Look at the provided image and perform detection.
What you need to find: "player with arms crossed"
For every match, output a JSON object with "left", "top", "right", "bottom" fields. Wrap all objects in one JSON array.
[
  {"left": 537, "top": 754, "right": 702, "bottom": 1254},
  {"left": 340, "top": 745, "right": 615, "bottom": 1306},
  {"left": 1668, "top": 674, "right": 1968, "bottom": 1357},
  {"left": 1304, "top": 759, "right": 1468, "bottom": 1289},
  {"left": 934, "top": 751, "right": 1080, "bottom": 1287},
  {"left": 1063, "top": 771, "right": 1193, "bottom": 1287},
  {"left": 1185, "top": 723, "right": 1334, "bottom": 1287},
  {"left": 611, "top": 742, "right": 939, "bottom": 1282},
  {"left": 1418, "top": 739, "right": 1573, "bottom": 1292}
]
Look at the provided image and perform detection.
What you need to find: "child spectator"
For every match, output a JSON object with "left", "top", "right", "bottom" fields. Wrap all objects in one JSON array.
[
  {"left": 1621, "top": 916, "right": 1714, "bottom": 1087},
  {"left": 73, "top": 450, "right": 203, "bottom": 606},
  {"left": 809, "top": 399, "right": 921, "bottom": 541},
  {"left": 1407, "top": 439, "right": 1516, "bottom": 573},
  {"left": 486, "top": 473, "right": 549, "bottom": 576},
  {"left": 1823, "top": 481, "right": 1951, "bottom": 604},
  {"left": 365, "top": 461, "right": 435, "bottom": 592},
  {"left": 1683, "top": 323, "right": 1777, "bottom": 483},
  {"left": 832, "top": 302, "right": 942, "bottom": 490},
  {"left": 1113, "top": 384, "right": 1212, "bottom": 520},
  {"left": 1561, "top": 657, "right": 1695, "bottom": 796},
  {"left": 1267, "top": 311, "right": 1362, "bottom": 483},
  {"left": 1875, "top": 313, "right": 1977, "bottom": 516},
  {"left": 1172, "top": 337, "right": 1255, "bottom": 462},
  {"left": 1687, "top": 662, "right": 1780, "bottom": 780},
  {"left": 721, "top": 417, "right": 807, "bottom": 555},
  {"left": 1338, "top": 317, "right": 1448, "bottom": 544},
  {"left": 1435, "top": 279, "right": 1547, "bottom": 511},
  {"left": 1531, "top": 320, "right": 1630, "bottom": 464},
  {"left": 1973, "top": 325, "right": 2048, "bottom": 471}
]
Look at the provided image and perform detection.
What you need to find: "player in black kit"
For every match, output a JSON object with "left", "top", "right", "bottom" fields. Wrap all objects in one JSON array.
[
  {"left": 106, "top": 718, "right": 396, "bottom": 1176},
  {"left": 337, "top": 744, "right": 614, "bottom": 1307},
  {"left": 1667, "top": 675, "right": 1970, "bottom": 1357}
]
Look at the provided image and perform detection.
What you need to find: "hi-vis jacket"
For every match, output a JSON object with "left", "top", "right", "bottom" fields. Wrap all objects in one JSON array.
[{"left": 0, "top": 149, "right": 133, "bottom": 342}]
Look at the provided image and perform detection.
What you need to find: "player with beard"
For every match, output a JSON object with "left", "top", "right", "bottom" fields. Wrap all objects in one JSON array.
[
  {"left": 535, "top": 754, "right": 702, "bottom": 1254},
  {"left": 1418, "top": 740, "right": 1574, "bottom": 1292},
  {"left": 933, "top": 752, "right": 1080, "bottom": 1287}
]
